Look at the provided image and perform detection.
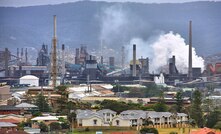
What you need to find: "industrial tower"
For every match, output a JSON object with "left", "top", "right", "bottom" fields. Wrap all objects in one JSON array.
[
  {"left": 51, "top": 15, "right": 57, "bottom": 89},
  {"left": 188, "top": 21, "right": 193, "bottom": 80}
]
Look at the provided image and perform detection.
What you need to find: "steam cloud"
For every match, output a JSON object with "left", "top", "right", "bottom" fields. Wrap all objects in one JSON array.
[
  {"left": 129, "top": 32, "right": 205, "bottom": 73},
  {"left": 99, "top": 5, "right": 204, "bottom": 73}
]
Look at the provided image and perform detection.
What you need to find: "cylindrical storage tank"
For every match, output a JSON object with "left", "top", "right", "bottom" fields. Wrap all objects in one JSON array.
[{"left": 19, "top": 75, "right": 39, "bottom": 86}]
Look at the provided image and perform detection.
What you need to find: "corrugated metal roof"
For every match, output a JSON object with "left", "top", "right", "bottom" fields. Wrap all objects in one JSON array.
[
  {"left": 31, "top": 116, "right": 58, "bottom": 121},
  {"left": 20, "top": 75, "right": 39, "bottom": 80},
  {"left": 0, "top": 122, "right": 17, "bottom": 127}
]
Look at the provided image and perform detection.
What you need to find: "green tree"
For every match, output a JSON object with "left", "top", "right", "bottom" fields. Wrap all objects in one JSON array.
[
  {"left": 68, "top": 112, "right": 77, "bottom": 128},
  {"left": 35, "top": 93, "right": 50, "bottom": 112},
  {"left": 49, "top": 122, "right": 61, "bottom": 131},
  {"left": 214, "top": 121, "right": 221, "bottom": 130},
  {"left": 190, "top": 90, "right": 204, "bottom": 128},
  {"left": 56, "top": 85, "right": 68, "bottom": 114},
  {"left": 140, "top": 128, "right": 158, "bottom": 134},
  {"left": 153, "top": 92, "right": 168, "bottom": 112},
  {"left": 175, "top": 91, "right": 184, "bottom": 113},
  {"left": 39, "top": 122, "right": 48, "bottom": 132},
  {"left": 205, "top": 110, "right": 221, "bottom": 128}
]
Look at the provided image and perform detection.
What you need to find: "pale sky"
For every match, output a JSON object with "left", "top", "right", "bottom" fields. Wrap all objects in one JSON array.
[{"left": 0, "top": 0, "right": 219, "bottom": 7}]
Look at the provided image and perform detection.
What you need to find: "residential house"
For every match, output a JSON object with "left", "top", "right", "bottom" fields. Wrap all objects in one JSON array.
[
  {"left": 0, "top": 114, "right": 26, "bottom": 122},
  {"left": 15, "top": 102, "right": 38, "bottom": 114},
  {"left": 31, "top": 116, "right": 66, "bottom": 128},
  {"left": 76, "top": 109, "right": 188, "bottom": 128},
  {"left": 0, "top": 122, "right": 17, "bottom": 132},
  {"left": 0, "top": 105, "right": 21, "bottom": 115},
  {"left": 76, "top": 109, "right": 116, "bottom": 127}
]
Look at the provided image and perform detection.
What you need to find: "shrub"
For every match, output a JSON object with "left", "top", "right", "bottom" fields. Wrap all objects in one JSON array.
[
  {"left": 61, "top": 122, "right": 70, "bottom": 129},
  {"left": 170, "top": 132, "right": 178, "bottom": 134},
  {"left": 39, "top": 122, "right": 48, "bottom": 132},
  {"left": 85, "top": 127, "right": 90, "bottom": 131},
  {"left": 140, "top": 128, "right": 158, "bottom": 134},
  {"left": 49, "top": 122, "right": 61, "bottom": 131}
]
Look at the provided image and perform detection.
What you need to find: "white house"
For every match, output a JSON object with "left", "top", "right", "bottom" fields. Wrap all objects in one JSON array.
[
  {"left": 76, "top": 109, "right": 188, "bottom": 128},
  {"left": 76, "top": 109, "right": 116, "bottom": 127},
  {"left": 19, "top": 75, "right": 39, "bottom": 87}
]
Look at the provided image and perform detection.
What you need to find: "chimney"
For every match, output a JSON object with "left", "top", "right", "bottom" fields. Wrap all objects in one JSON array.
[
  {"left": 109, "top": 57, "right": 115, "bottom": 67},
  {"left": 51, "top": 15, "right": 57, "bottom": 88},
  {"left": 101, "top": 56, "right": 103, "bottom": 64},
  {"left": 25, "top": 48, "right": 28, "bottom": 65},
  {"left": 121, "top": 46, "right": 125, "bottom": 69},
  {"left": 75, "top": 48, "right": 80, "bottom": 64},
  {"left": 21, "top": 48, "right": 23, "bottom": 62},
  {"left": 17, "top": 48, "right": 19, "bottom": 65},
  {"left": 188, "top": 21, "right": 193, "bottom": 80},
  {"left": 61, "top": 44, "right": 65, "bottom": 83},
  {"left": 4, "top": 48, "right": 9, "bottom": 77},
  {"left": 132, "top": 44, "right": 136, "bottom": 77}
]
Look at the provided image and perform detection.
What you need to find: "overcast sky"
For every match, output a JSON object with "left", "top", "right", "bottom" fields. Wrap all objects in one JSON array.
[{"left": 0, "top": 0, "right": 219, "bottom": 7}]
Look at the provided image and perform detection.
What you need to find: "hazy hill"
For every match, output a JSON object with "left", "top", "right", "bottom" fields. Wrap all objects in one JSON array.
[{"left": 0, "top": 1, "right": 220, "bottom": 56}]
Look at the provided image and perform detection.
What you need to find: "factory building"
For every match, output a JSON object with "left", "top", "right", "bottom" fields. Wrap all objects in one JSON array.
[
  {"left": 75, "top": 45, "right": 88, "bottom": 65},
  {"left": 8, "top": 66, "right": 48, "bottom": 78},
  {"left": 139, "top": 57, "right": 149, "bottom": 76},
  {"left": 169, "top": 56, "right": 179, "bottom": 75},
  {"left": 83, "top": 55, "right": 98, "bottom": 80},
  {"left": 36, "top": 44, "right": 50, "bottom": 66},
  {"left": 109, "top": 57, "right": 115, "bottom": 69}
]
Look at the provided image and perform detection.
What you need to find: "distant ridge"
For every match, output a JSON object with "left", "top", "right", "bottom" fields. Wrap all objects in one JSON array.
[{"left": 0, "top": 1, "right": 220, "bottom": 56}]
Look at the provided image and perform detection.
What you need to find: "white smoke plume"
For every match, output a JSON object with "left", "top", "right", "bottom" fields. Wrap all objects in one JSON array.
[
  {"left": 128, "top": 32, "right": 204, "bottom": 73},
  {"left": 99, "top": 5, "right": 204, "bottom": 73}
]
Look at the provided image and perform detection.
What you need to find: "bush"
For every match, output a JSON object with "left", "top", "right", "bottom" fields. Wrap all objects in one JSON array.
[
  {"left": 140, "top": 128, "right": 158, "bottom": 134},
  {"left": 85, "top": 127, "right": 90, "bottom": 131},
  {"left": 170, "top": 132, "right": 178, "bottom": 134},
  {"left": 61, "top": 122, "right": 70, "bottom": 129},
  {"left": 39, "top": 122, "right": 48, "bottom": 132},
  {"left": 49, "top": 122, "right": 61, "bottom": 131}
]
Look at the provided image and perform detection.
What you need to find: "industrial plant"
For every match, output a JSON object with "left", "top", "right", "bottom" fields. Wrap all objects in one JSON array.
[
  {"left": 1, "top": 14, "right": 221, "bottom": 134},
  {"left": 0, "top": 17, "right": 219, "bottom": 87}
]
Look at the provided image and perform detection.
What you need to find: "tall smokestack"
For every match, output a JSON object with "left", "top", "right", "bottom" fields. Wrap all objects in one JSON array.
[
  {"left": 101, "top": 56, "right": 103, "bottom": 64},
  {"left": 62, "top": 44, "right": 65, "bottom": 83},
  {"left": 132, "top": 44, "right": 136, "bottom": 77},
  {"left": 25, "top": 48, "right": 28, "bottom": 65},
  {"left": 75, "top": 48, "right": 80, "bottom": 64},
  {"left": 21, "top": 48, "right": 23, "bottom": 62},
  {"left": 17, "top": 48, "right": 19, "bottom": 65},
  {"left": 188, "top": 20, "right": 193, "bottom": 80},
  {"left": 4, "top": 48, "right": 9, "bottom": 77},
  {"left": 121, "top": 46, "right": 125, "bottom": 69},
  {"left": 51, "top": 15, "right": 57, "bottom": 88}
]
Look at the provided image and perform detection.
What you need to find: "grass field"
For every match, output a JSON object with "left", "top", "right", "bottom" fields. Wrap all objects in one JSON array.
[
  {"left": 69, "top": 128, "right": 199, "bottom": 134},
  {"left": 69, "top": 128, "right": 220, "bottom": 134}
]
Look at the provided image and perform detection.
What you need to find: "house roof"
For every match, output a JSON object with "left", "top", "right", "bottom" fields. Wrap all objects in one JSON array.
[
  {"left": 177, "top": 113, "right": 188, "bottom": 117},
  {"left": 0, "top": 105, "right": 21, "bottom": 111},
  {"left": 0, "top": 122, "right": 17, "bottom": 127},
  {"left": 31, "top": 116, "right": 58, "bottom": 121},
  {"left": 0, "top": 119, "right": 20, "bottom": 124},
  {"left": 15, "top": 102, "right": 38, "bottom": 108},
  {"left": 76, "top": 110, "right": 102, "bottom": 119},
  {"left": 191, "top": 127, "right": 221, "bottom": 134},
  {"left": 120, "top": 110, "right": 147, "bottom": 119},
  {"left": 0, "top": 114, "right": 24, "bottom": 118},
  {"left": 97, "top": 109, "right": 116, "bottom": 114}
]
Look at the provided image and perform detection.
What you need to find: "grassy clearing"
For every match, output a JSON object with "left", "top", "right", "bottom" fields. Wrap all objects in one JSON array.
[{"left": 69, "top": 128, "right": 220, "bottom": 134}]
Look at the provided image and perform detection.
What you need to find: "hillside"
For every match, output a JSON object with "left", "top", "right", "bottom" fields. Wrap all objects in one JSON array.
[{"left": 0, "top": 1, "right": 220, "bottom": 57}]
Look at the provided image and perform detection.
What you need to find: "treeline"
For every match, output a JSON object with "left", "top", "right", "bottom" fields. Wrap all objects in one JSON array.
[{"left": 112, "top": 83, "right": 163, "bottom": 98}]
